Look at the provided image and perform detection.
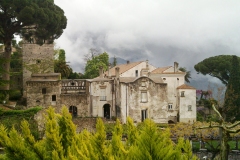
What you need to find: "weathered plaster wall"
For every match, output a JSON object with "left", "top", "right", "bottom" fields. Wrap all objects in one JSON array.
[
  {"left": 60, "top": 94, "right": 89, "bottom": 117},
  {"left": 179, "top": 89, "right": 196, "bottom": 123},
  {"left": 120, "top": 77, "right": 169, "bottom": 123},
  {"left": 90, "top": 80, "right": 115, "bottom": 117},
  {"left": 26, "top": 81, "right": 61, "bottom": 110}
]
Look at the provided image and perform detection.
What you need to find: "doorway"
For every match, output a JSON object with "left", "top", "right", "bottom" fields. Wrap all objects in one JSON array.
[
  {"left": 103, "top": 104, "right": 111, "bottom": 119},
  {"left": 69, "top": 106, "right": 78, "bottom": 117}
]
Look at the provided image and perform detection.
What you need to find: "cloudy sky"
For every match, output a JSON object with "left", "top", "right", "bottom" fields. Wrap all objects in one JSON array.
[{"left": 54, "top": 0, "right": 240, "bottom": 84}]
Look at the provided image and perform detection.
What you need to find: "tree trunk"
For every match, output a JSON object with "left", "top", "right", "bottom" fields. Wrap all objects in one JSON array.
[
  {"left": 220, "top": 128, "right": 229, "bottom": 160},
  {"left": 1, "top": 39, "right": 12, "bottom": 100}
]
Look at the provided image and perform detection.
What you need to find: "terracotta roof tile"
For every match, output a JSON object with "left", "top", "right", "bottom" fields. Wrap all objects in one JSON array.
[
  {"left": 105, "top": 61, "right": 144, "bottom": 76},
  {"left": 177, "top": 84, "right": 196, "bottom": 90},
  {"left": 151, "top": 66, "right": 171, "bottom": 73}
]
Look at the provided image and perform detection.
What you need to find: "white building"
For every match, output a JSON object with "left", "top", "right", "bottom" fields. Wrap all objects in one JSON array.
[
  {"left": 89, "top": 60, "right": 196, "bottom": 123},
  {"left": 26, "top": 59, "right": 196, "bottom": 124}
]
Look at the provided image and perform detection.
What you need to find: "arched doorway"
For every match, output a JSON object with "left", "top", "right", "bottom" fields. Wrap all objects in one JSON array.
[
  {"left": 69, "top": 106, "right": 78, "bottom": 117},
  {"left": 103, "top": 104, "right": 111, "bottom": 119},
  {"left": 168, "top": 120, "right": 175, "bottom": 124}
]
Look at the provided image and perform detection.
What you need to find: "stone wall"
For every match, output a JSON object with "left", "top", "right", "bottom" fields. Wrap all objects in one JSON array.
[
  {"left": 22, "top": 43, "right": 54, "bottom": 97},
  {"left": 72, "top": 117, "right": 106, "bottom": 133}
]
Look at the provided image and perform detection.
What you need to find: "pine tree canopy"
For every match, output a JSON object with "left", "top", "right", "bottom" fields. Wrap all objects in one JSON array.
[{"left": 0, "top": 0, "right": 67, "bottom": 98}]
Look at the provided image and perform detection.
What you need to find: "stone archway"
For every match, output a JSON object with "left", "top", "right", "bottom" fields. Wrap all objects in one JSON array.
[
  {"left": 103, "top": 104, "right": 111, "bottom": 119},
  {"left": 69, "top": 106, "right": 78, "bottom": 117}
]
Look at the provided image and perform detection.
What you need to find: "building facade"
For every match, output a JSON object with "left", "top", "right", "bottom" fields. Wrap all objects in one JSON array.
[{"left": 26, "top": 61, "right": 196, "bottom": 124}]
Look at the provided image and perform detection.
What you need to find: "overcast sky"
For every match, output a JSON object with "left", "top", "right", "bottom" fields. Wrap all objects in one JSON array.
[{"left": 54, "top": 0, "right": 240, "bottom": 83}]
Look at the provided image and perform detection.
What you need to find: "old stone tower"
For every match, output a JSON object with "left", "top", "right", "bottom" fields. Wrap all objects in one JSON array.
[{"left": 22, "top": 38, "right": 54, "bottom": 97}]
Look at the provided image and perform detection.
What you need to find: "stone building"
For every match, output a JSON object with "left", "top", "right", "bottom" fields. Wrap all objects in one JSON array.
[
  {"left": 25, "top": 61, "right": 196, "bottom": 124},
  {"left": 23, "top": 41, "right": 196, "bottom": 124}
]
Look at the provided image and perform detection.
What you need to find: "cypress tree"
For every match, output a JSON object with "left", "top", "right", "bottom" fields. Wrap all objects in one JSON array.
[
  {"left": 128, "top": 119, "right": 178, "bottom": 160},
  {"left": 110, "top": 119, "right": 128, "bottom": 159},
  {"left": 126, "top": 117, "right": 138, "bottom": 146},
  {"left": 91, "top": 118, "right": 110, "bottom": 160}
]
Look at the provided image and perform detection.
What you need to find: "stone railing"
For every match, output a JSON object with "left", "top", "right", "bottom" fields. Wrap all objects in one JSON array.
[{"left": 61, "top": 79, "right": 86, "bottom": 94}]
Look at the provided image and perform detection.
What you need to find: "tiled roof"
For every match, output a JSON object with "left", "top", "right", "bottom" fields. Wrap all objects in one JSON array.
[
  {"left": 151, "top": 66, "right": 171, "bottom": 73},
  {"left": 105, "top": 61, "right": 144, "bottom": 76},
  {"left": 177, "top": 84, "right": 196, "bottom": 90}
]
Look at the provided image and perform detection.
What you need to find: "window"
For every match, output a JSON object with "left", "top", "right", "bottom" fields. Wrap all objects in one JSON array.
[
  {"left": 135, "top": 70, "right": 138, "bottom": 77},
  {"left": 168, "top": 104, "right": 173, "bottom": 110},
  {"left": 42, "top": 88, "right": 46, "bottom": 94},
  {"left": 52, "top": 95, "right": 56, "bottom": 101},
  {"left": 188, "top": 105, "right": 192, "bottom": 111},
  {"left": 141, "top": 109, "right": 148, "bottom": 122},
  {"left": 181, "top": 91, "right": 185, "bottom": 97},
  {"left": 100, "top": 88, "right": 106, "bottom": 101},
  {"left": 141, "top": 91, "right": 147, "bottom": 102}
]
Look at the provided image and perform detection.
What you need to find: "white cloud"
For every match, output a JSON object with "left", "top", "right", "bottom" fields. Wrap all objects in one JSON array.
[{"left": 54, "top": 0, "right": 240, "bottom": 77}]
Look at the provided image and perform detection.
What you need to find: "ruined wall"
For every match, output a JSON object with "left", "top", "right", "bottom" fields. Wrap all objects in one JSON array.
[
  {"left": 120, "top": 77, "right": 169, "bottom": 123},
  {"left": 60, "top": 94, "right": 90, "bottom": 117},
  {"left": 26, "top": 80, "right": 61, "bottom": 111}
]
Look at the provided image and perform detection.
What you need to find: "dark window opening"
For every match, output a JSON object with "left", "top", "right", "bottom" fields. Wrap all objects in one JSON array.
[
  {"left": 103, "top": 104, "right": 111, "bottom": 119},
  {"left": 52, "top": 95, "right": 56, "bottom": 101},
  {"left": 141, "top": 109, "right": 148, "bottom": 122},
  {"left": 42, "top": 88, "right": 46, "bottom": 94},
  {"left": 181, "top": 91, "right": 185, "bottom": 97},
  {"left": 69, "top": 106, "right": 78, "bottom": 117},
  {"left": 135, "top": 70, "right": 138, "bottom": 77}
]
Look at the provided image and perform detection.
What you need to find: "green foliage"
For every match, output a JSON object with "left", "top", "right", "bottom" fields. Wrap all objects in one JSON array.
[
  {"left": 0, "top": 0, "right": 67, "bottom": 99},
  {"left": 179, "top": 67, "right": 191, "bottom": 83},
  {"left": 24, "top": 58, "right": 54, "bottom": 74},
  {"left": 54, "top": 49, "right": 72, "bottom": 79},
  {"left": 84, "top": 52, "right": 109, "bottom": 78},
  {"left": 194, "top": 55, "right": 240, "bottom": 85},
  {"left": 68, "top": 72, "right": 81, "bottom": 79},
  {"left": 0, "top": 107, "right": 42, "bottom": 139},
  {"left": 113, "top": 56, "right": 117, "bottom": 67},
  {"left": 0, "top": 107, "right": 198, "bottom": 160},
  {"left": 9, "top": 90, "right": 22, "bottom": 101},
  {"left": 0, "top": 107, "right": 42, "bottom": 116},
  {"left": 128, "top": 119, "right": 178, "bottom": 160},
  {"left": 224, "top": 55, "right": 240, "bottom": 122}
]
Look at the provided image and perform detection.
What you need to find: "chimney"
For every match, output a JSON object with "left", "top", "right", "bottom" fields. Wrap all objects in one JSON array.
[
  {"left": 108, "top": 63, "right": 111, "bottom": 77},
  {"left": 146, "top": 60, "right": 149, "bottom": 69},
  {"left": 127, "top": 60, "right": 130, "bottom": 64},
  {"left": 99, "top": 66, "right": 103, "bottom": 78},
  {"left": 115, "top": 67, "right": 120, "bottom": 78},
  {"left": 174, "top": 62, "right": 179, "bottom": 72}
]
